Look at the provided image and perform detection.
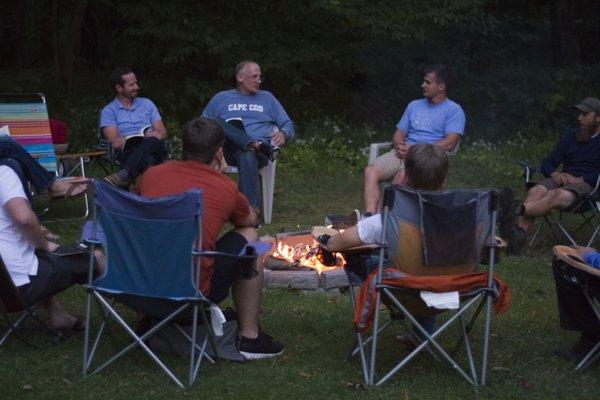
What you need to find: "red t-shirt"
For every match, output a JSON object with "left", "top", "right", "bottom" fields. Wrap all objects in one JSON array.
[{"left": 138, "top": 160, "right": 251, "bottom": 296}]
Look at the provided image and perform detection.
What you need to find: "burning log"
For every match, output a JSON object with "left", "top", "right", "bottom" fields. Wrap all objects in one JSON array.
[{"left": 268, "top": 233, "right": 345, "bottom": 273}]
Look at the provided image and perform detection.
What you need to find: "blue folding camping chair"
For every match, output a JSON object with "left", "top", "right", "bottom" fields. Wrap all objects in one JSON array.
[{"left": 82, "top": 180, "right": 259, "bottom": 388}]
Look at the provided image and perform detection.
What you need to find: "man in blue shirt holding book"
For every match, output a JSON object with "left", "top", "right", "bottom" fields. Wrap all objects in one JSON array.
[
  {"left": 100, "top": 66, "right": 168, "bottom": 188},
  {"left": 202, "top": 60, "right": 294, "bottom": 211}
]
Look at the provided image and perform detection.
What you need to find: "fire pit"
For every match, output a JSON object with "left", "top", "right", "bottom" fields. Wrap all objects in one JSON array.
[{"left": 261, "top": 230, "right": 349, "bottom": 291}]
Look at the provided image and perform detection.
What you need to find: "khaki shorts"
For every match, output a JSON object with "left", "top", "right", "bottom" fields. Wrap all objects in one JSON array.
[
  {"left": 371, "top": 150, "right": 405, "bottom": 181},
  {"left": 538, "top": 177, "right": 592, "bottom": 199}
]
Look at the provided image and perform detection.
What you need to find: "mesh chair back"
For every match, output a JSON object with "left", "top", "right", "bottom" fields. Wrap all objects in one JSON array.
[
  {"left": 0, "top": 256, "right": 23, "bottom": 313},
  {"left": 385, "top": 186, "right": 493, "bottom": 276},
  {"left": 90, "top": 180, "right": 204, "bottom": 300},
  {"left": 0, "top": 93, "right": 57, "bottom": 172}
]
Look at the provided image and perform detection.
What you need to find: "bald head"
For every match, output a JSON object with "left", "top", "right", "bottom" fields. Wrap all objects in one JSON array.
[{"left": 235, "top": 61, "right": 262, "bottom": 95}]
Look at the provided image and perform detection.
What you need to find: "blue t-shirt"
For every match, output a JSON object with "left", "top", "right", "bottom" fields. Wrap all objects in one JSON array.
[
  {"left": 202, "top": 89, "right": 294, "bottom": 142},
  {"left": 100, "top": 97, "right": 162, "bottom": 137},
  {"left": 584, "top": 251, "right": 600, "bottom": 269},
  {"left": 396, "top": 98, "right": 466, "bottom": 145}
]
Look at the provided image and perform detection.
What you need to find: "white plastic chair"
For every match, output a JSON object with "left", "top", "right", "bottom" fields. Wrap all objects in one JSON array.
[
  {"left": 368, "top": 140, "right": 460, "bottom": 165},
  {"left": 226, "top": 160, "right": 276, "bottom": 224}
]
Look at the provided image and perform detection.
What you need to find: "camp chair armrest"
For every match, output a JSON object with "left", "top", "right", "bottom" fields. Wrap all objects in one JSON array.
[
  {"left": 83, "top": 238, "right": 103, "bottom": 246},
  {"left": 336, "top": 243, "right": 383, "bottom": 255},
  {"left": 589, "top": 174, "right": 600, "bottom": 197},
  {"left": 193, "top": 250, "right": 257, "bottom": 261},
  {"left": 516, "top": 160, "right": 538, "bottom": 184}
]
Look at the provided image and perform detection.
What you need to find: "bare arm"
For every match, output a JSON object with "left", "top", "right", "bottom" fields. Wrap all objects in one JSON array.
[
  {"left": 102, "top": 126, "right": 126, "bottom": 150},
  {"left": 235, "top": 208, "right": 259, "bottom": 228},
  {"left": 324, "top": 226, "right": 363, "bottom": 251},
  {"left": 434, "top": 132, "right": 461, "bottom": 152},
  {"left": 147, "top": 119, "right": 167, "bottom": 139},
  {"left": 5, "top": 197, "right": 57, "bottom": 252},
  {"left": 392, "top": 129, "right": 408, "bottom": 158}
]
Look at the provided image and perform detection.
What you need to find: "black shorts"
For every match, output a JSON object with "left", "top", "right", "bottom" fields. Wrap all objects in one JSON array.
[
  {"left": 17, "top": 251, "right": 90, "bottom": 308},
  {"left": 208, "top": 230, "right": 249, "bottom": 304}
]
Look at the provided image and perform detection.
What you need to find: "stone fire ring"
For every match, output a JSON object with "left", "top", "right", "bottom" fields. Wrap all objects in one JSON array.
[{"left": 260, "top": 233, "right": 349, "bottom": 291}]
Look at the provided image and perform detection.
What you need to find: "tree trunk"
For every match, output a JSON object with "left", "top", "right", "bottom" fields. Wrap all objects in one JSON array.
[
  {"left": 550, "top": 0, "right": 580, "bottom": 66},
  {"left": 61, "top": 0, "right": 89, "bottom": 89}
]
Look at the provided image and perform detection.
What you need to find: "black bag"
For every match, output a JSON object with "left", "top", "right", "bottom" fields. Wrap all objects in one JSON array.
[{"left": 148, "top": 319, "right": 246, "bottom": 362}]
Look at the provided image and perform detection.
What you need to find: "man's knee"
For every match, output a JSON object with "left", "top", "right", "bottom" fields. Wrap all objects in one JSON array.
[
  {"left": 364, "top": 164, "right": 384, "bottom": 183},
  {"left": 542, "top": 188, "right": 577, "bottom": 209},
  {"left": 526, "top": 184, "right": 547, "bottom": 200},
  {"left": 234, "top": 226, "right": 259, "bottom": 242},
  {"left": 552, "top": 188, "right": 577, "bottom": 208}
]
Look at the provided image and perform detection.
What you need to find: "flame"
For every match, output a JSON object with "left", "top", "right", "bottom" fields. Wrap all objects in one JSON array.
[{"left": 272, "top": 239, "right": 345, "bottom": 274}]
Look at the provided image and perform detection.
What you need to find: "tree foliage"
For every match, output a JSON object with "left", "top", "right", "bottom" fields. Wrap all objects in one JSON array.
[{"left": 0, "top": 0, "right": 599, "bottom": 147}]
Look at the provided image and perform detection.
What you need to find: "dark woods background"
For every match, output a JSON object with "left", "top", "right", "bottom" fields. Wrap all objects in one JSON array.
[{"left": 1, "top": 0, "right": 599, "bottom": 149}]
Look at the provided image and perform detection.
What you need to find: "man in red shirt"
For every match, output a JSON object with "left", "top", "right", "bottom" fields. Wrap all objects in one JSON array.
[{"left": 139, "top": 117, "right": 283, "bottom": 360}]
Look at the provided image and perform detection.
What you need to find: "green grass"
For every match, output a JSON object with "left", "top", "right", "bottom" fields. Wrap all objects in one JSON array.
[{"left": 2, "top": 137, "right": 599, "bottom": 399}]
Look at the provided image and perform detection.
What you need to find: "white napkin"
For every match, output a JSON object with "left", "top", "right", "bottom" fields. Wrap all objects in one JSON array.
[
  {"left": 420, "top": 291, "right": 459, "bottom": 309},
  {"left": 210, "top": 304, "right": 226, "bottom": 336}
]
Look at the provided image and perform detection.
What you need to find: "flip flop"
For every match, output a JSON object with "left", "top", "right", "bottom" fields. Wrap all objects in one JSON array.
[{"left": 50, "top": 178, "right": 90, "bottom": 199}]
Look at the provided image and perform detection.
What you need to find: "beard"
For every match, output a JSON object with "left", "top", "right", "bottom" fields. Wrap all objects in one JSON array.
[{"left": 576, "top": 119, "right": 599, "bottom": 141}]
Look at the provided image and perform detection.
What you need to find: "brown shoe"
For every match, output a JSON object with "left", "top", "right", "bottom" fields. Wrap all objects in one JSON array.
[
  {"left": 395, "top": 332, "right": 420, "bottom": 349},
  {"left": 103, "top": 173, "right": 131, "bottom": 189}
]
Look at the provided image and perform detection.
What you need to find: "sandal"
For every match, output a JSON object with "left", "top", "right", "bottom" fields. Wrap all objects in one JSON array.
[{"left": 49, "top": 178, "right": 90, "bottom": 199}]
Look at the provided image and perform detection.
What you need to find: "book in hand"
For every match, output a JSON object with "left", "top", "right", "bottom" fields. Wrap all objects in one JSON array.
[
  {"left": 123, "top": 125, "right": 151, "bottom": 151},
  {"left": 52, "top": 242, "right": 89, "bottom": 257}
]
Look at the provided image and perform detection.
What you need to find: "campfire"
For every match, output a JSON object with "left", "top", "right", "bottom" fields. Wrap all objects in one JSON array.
[{"left": 268, "top": 231, "right": 345, "bottom": 274}]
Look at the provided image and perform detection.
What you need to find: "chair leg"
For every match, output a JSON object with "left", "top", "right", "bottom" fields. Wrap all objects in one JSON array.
[
  {"left": 0, "top": 309, "right": 34, "bottom": 347},
  {"left": 576, "top": 341, "right": 600, "bottom": 371},
  {"left": 375, "top": 289, "right": 479, "bottom": 386},
  {"left": 89, "top": 293, "right": 187, "bottom": 388},
  {"left": 459, "top": 315, "right": 477, "bottom": 383},
  {"left": 260, "top": 161, "right": 276, "bottom": 224}
]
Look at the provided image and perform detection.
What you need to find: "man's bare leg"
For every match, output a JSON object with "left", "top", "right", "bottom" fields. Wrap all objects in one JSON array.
[
  {"left": 515, "top": 184, "right": 548, "bottom": 232},
  {"left": 231, "top": 227, "right": 263, "bottom": 338},
  {"left": 363, "top": 165, "right": 386, "bottom": 215},
  {"left": 517, "top": 187, "right": 576, "bottom": 232},
  {"left": 44, "top": 297, "right": 78, "bottom": 330},
  {"left": 43, "top": 250, "right": 105, "bottom": 331}
]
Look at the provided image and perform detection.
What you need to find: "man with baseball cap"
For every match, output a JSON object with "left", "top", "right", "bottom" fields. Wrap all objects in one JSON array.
[{"left": 500, "top": 97, "right": 600, "bottom": 255}]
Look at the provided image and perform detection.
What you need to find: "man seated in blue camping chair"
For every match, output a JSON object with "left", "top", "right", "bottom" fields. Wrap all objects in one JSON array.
[
  {"left": 138, "top": 117, "right": 283, "bottom": 359},
  {"left": 500, "top": 98, "right": 600, "bottom": 255}
]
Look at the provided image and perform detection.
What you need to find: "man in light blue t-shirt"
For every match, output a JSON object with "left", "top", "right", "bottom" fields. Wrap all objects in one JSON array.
[
  {"left": 100, "top": 66, "right": 168, "bottom": 188},
  {"left": 202, "top": 60, "right": 294, "bottom": 210},
  {"left": 363, "top": 64, "right": 466, "bottom": 215}
]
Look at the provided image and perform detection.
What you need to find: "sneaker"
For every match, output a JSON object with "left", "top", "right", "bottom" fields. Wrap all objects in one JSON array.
[
  {"left": 257, "top": 142, "right": 280, "bottom": 162},
  {"left": 103, "top": 173, "right": 131, "bottom": 189},
  {"left": 394, "top": 332, "right": 420, "bottom": 349},
  {"left": 506, "top": 225, "right": 527, "bottom": 256},
  {"left": 238, "top": 330, "right": 284, "bottom": 360},
  {"left": 554, "top": 336, "right": 598, "bottom": 362}
]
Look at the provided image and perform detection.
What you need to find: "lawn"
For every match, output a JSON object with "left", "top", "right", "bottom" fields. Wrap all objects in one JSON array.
[{"left": 2, "top": 135, "right": 599, "bottom": 400}]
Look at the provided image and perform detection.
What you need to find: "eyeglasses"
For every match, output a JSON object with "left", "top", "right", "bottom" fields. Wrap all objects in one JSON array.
[{"left": 240, "top": 73, "right": 262, "bottom": 81}]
